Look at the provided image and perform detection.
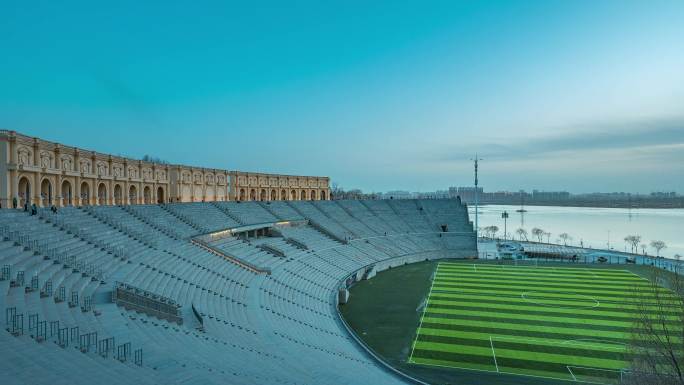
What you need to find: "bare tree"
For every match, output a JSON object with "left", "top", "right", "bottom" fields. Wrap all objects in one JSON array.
[
  {"left": 545, "top": 232, "right": 551, "bottom": 243},
  {"left": 331, "top": 182, "right": 343, "bottom": 199},
  {"left": 531, "top": 227, "right": 545, "bottom": 243},
  {"left": 142, "top": 155, "right": 169, "bottom": 164},
  {"left": 625, "top": 236, "right": 633, "bottom": 253},
  {"left": 484, "top": 227, "right": 494, "bottom": 239},
  {"left": 559, "top": 232, "right": 571, "bottom": 246},
  {"left": 641, "top": 244, "right": 648, "bottom": 255},
  {"left": 624, "top": 267, "right": 684, "bottom": 385},
  {"left": 624, "top": 235, "right": 642, "bottom": 254},
  {"left": 515, "top": 228, "right": 528, "bottom": 241},
  {"left": 330, "top": 184, "right": 379, "bottom": 200},
  {"left": 651, "top": 240, "right": 667, "bottom": 257},
  {"left": 484, "top": 225, "right": 499, "bottom": 239},
  {"left": 631, "top": 235, "right": 642, "bottom": 254}
]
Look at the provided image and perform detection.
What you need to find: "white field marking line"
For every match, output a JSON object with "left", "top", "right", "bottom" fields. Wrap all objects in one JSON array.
[
  {"left": 489, "top": 335, "right": 626, "bottom": 352},
  {"left": 467, "top": 266, "right": 604, "bottom": 278},
  {"left": 459, "top": 267, "right": 555, "bottom": 277},
  {"left": 520, "top": 291, "right": 601, "bottom": 310},
  {"left": 568, "top": 365, "right": 627, "bottom": 374},
  {"left": 567, "top": 365, "right": 626, "bottom": 382},
  {"left": 559, "top": 338, "right": 627, "bottom": 351},
  {"left": 407, "top": 263, "right": 440, "bottom": 363},
  {"left": 490, "top": 336, "right": 499, "bottom": 372},
  {"left": 622, "top": 269, "right": 652, "bottom": 283},
  {"left": 411, "top": 359, "right": 611, "bottom": 385},
  {"left": 567, "top": 365, "right": 578, "bottom": 381}
]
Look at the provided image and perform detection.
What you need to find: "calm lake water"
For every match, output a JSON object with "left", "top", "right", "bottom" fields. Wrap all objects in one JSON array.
[{"left": 468, "top": 205, "right": 684, "bottom": 259}]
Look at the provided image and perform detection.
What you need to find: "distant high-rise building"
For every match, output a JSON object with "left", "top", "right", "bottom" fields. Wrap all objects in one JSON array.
[
  {"left": 449, "top": 186, "right": 483, "bottom": 203},
  {"left": 532, "top": 190, "right": 570, "bottom": 201}
]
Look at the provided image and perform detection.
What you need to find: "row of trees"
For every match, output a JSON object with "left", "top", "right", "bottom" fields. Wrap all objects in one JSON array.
[
  {"left": 330, "top": 183, "right": 380, "bottom": 200},
  {"left": 624, "top": 235, "right": 670, "bottom": 257},
  {"left": 481, "top": 226, "right": 572, "bottom": 245},
  {"left": 141, "top": 155, "right": 169, "bottom": 164},
  {"left": 482, "top": 226, "right": 674, "bottom": 257}
]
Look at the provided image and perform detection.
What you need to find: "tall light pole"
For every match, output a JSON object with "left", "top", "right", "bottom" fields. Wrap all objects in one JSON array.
[
  {"left": 471, "top": 155, "right": 482, "bottom": 239},
  {"left": 501, "top": 211, "right": 509, "bottom": 240}
]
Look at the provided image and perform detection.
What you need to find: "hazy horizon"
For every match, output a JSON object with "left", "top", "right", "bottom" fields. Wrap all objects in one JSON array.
[{"left": 2, "top": 1, "right": 683, "bottom": 193}]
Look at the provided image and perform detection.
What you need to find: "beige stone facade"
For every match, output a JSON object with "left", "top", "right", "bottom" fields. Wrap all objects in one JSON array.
[
  {"left": 230, "top": 171, "right": 330, "bottom": 202},
  {"left": 0, "top": 130, "right": 330, "bottom": 207}
]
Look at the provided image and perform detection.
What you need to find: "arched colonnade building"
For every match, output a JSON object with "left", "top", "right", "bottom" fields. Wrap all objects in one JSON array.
[
  {"left": 231, "top": 171, "right": 329, "bottom": 203},
  {"left": 0, "top": 130, "right": 330, "bottom": 207}
]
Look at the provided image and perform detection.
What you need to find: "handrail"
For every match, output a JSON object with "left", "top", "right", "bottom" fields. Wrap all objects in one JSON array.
[{"left": 190, "top": 237, "right": 270, "bottom": 275}]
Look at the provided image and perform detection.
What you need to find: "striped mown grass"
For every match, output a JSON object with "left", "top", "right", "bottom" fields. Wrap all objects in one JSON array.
[{"left": 407, "top": 262, "right": 681, "bottom": 384}]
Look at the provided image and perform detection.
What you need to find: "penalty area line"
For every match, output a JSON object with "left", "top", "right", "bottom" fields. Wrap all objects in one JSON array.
[
  {"left": 412, "top": 360, "right": 609, "bottom": 385},
  {"left": 407, "top": 263, "right": 439, "bottom": 364},
  {"left": 490, "top": 336, "right": 499, "bottom": 373}
]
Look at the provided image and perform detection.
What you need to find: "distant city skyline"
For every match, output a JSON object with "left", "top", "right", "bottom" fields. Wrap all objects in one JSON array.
[
  {"left": 374, "top": 187, "right": 679, "bottom": 197},
  {"left": 2, "top": 1, "right": 683, "bottom": 193}
]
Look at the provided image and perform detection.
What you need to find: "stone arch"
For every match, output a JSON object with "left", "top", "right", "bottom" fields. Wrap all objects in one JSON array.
[
  {"left": 270, "top": 189, "right": 277, "bottom": 201},
  {"left": 129, "top": 185, "right": 138, "bottom": 204},
  {"left": 300, "top": 190, "right": 307, "bottom": 200},
  {"left": 114, "top": 184, "right": 123, "bottom": 205},
  {"left": 80, "top": 181, "right": 90, "bottom": 206},
  {"left": 216, "top": 186, "right": 226, "bottom": 201},
  {"left": 157, "top": 187, "right": 165, "bottom": 204},
  {"left": 97, "top": 183, "right": 107, "bottom": 205},
  {"left": 249, "top": 189, "right": 256, "bottom": 201},
  {"left": 61, "top": 180, "right": 73, "bottom": 206},
  {"left": 320, "top": 190, "right": 326, "bottom": 200},
  {"left": 143, "top": 186, "right": 151, "bottom": 204},
  {"left": 205, "top": 186, "right": 215, "bottom": 202},
  {"left": 290, "top": 189, "right": 297, "bottom": 201},
  {"left": 18, "top": 176, "right": 31, "bottom": 207},
  {"left": 181, "top": 185, "right": 192, "bottom": 202},
  {"left": 40, "top": 178, "right": 53, "bottom": 207},
  {"left": 310, "top": 189, "right": 317, "bottom": 200},
  {"left": 281, "top": 189, "right": 286, "bottom": 201},
  {"left": 193, "top": 185, "right": 203, "bottom": 202},
  {"left": 260, "top": 189, "right": 267, "bottom": 201},
  {"left": 239, "top": 188, "right": 246, "bottom": 201}
]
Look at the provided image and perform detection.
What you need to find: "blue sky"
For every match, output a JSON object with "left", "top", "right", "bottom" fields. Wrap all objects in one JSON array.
[{"left": 1, "top": 0, "right": 683, "bottom": 193}]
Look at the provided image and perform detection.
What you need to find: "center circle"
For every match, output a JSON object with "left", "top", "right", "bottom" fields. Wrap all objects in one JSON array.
[{"left": 521, "top": 291, "right": 600, "bottom": 310}]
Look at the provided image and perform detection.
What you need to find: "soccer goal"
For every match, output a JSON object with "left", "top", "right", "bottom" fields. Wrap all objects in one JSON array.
[
  {"left": 566, "top": 365, "right": 623, "bottom": 384},
  {"left": 512, "top": 258, "right": 539, "bottom": 267}
]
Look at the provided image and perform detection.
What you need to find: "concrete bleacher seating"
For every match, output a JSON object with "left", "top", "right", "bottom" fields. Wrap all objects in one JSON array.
[
  {"left": 165, "top": 203, "right": 240, "bottom": 233},
  {"left": 214, "top": 202, "right": 280, "bottom": 225},
  {"left": 0, "top": 199, "right": 475, "bottom": 385}
]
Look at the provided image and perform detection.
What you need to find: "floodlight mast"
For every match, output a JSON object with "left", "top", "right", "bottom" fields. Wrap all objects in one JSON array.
[{"left": 471, "top": 155, "right": 483, "bottom": 240}]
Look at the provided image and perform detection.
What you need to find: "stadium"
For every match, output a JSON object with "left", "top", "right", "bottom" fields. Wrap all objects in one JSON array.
[
  {"left": 1, "top": 130, "right": 681, "bottom": 385},
  {"left": 3, "top": 1, "right": 684, "bottom": 383},
  {"left": 0, "top": 131, "right": 481, "bottom": 384}
]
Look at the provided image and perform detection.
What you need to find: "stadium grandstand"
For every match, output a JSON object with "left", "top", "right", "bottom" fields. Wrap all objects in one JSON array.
[{"left": 0, "top": 131, "right": 477, "bottom": 384}]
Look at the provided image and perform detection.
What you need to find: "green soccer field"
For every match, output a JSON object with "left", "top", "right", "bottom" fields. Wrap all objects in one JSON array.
[{"left": 407, "top": 262, "right": 680, "bottom": 384}]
